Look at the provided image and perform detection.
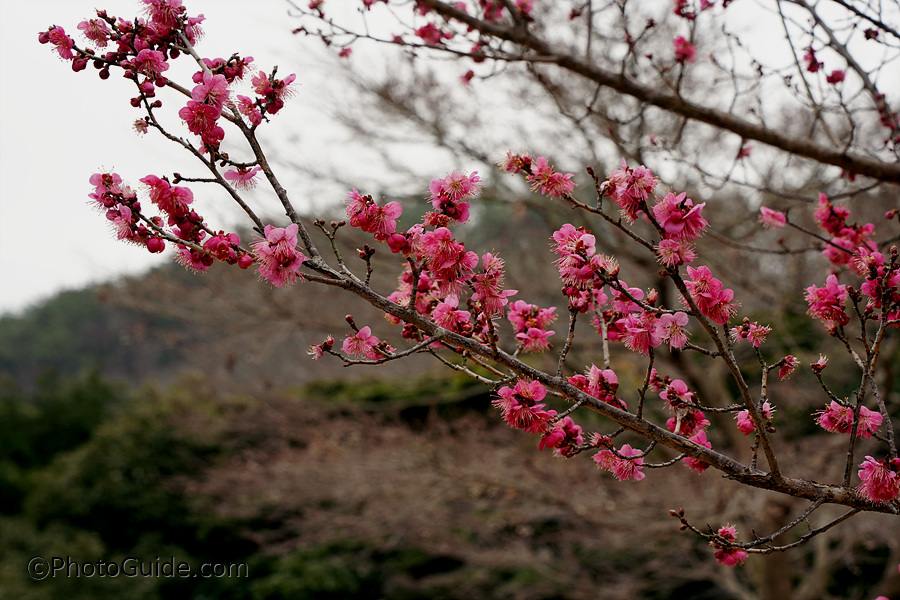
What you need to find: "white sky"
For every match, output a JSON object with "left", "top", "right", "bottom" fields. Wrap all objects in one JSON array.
[
  {"left": 1, "top": 1, "right": 896, "bottom": 316},
  {"left": 0, "top": 0, "right": 343, "bottom": 315}
]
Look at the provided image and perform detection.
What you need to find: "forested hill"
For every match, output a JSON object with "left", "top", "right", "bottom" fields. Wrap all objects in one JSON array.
[{"left": 0, "top": 201, "right": 565, "bottom": 392}]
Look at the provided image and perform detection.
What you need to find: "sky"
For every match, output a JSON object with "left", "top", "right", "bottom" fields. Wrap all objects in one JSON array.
[
  {"left": 0, "top": 0, "right": 348, "bottom": 316},
  {"left": 1, "top": 1, "right": 896, "bottom": 316}
]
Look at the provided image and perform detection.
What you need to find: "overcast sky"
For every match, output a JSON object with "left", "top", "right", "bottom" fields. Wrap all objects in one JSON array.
[{"left": 0, "top": 0, "right": 344, "bottom": 316}]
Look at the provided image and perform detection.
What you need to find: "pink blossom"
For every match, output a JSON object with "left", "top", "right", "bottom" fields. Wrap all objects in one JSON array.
[
  {"left": 683, "top": 430, "right": 712, "bottom": 473},
  {"left": 655, "top": 239, "right": 696, "bottom": 266},
  {"left": 660, "top": 379, "right": 695, "bottom": 408},
  {"left": 236, "top": 95, "right": 263, "bottom": 126},
  {"left": 655, "top": 311, "right": 689, "bottom": 348},
  {"left": 77, "top": 19, "right": 111, "bottom": 47},
  {"left": 713, "top": 526, "right": 748, "bottom": 566},
  {"left": 857, "top": 456, "right": 900, "bottom": 503},
  {"left": 179, "top": 100, "right": 221, "bottom": 136},
  {"left": 538, "top": 416, "right": 583, "bottom": 458},
  {"left": 415, "top": 22, "right": 451, "bottom": 45},
  {"left": 507, "top": 300, "right": 558, "bottom": 334},
  {"left": 826, "top": 69, "right": 845, "bottom": 84},
  {"left": 132, "top": 48, "right": 169, "bottom": 78},
  {"left": 527, "top": 156, "right": 576, "bottom": 198},
  {"left": 342, "top": 326, "right": 382, "bottom": 360},
  {"left": 471, "top": 253, "right": 517, "bottom": 315},
  {"left": 815, "top": 402, "right": 883, "bottom": 437},
  {"left": 673, "top": 35, "right": 697, "bottom": 64},
  {"left": 429, "top": 170, "right": 482, "bottom": 202},
  {"left": 251, "top": 223, "right": 307, "bottom": 287},
  {"left": 759, "top": 206, "right": 786, "bottom": 228},
  {"left": 419, "top": 227, "right": 478, "bottom": 294},
  {"left": 621, "top": 310, "right": 662, "bottom": 356},
  {"left": 516, "top": 327, "right": 555, "bottom": 353},
  {"left": 593, "top": 444, "right": 645, "bottom": 481},
  {"left": 603, "top": 161, "right": 658, "bottom": 222},
  {"left": 203, "top": 231, "right": 240, "bottom": 263},
  {"left": 43, "top": 26, "right": 75, "bottom": 60},
  {"left": 493, "top": 379, "right": 556, "bottom": 433},
  {"left": 735, "top": 402, "right": 773, "bottom": 435},
  {"left": 142, "top": 0, "right": 185, "bottom": 30},
  {"left": 174, "top": 244, "right": 212, "bottom": 273},
  {"left": 432, "top": 295, "right": 471, "bottom": 333},
  {"left": 731, "top": 320, "right": 771, "bottom": 347},
  {"left": 338, "top": 47, "right": 352, "bottom": 58},
  {"left": 191, "top": 71, "right": 230, "bottom": 109},
  {"left": 805, "top": 274, "right": 849, "bottom": 329},
  {"left": 653, "top": 192, "right": 708, "bottom": 241},
  {"left": 667, "top": 408, "right": 709, "bottom": 438},
  {"left": 224, "top": 166, "right": 262, "bottom": 190},
  {"left": 684, "top": 265, "right": 738, "bottom": 324}
]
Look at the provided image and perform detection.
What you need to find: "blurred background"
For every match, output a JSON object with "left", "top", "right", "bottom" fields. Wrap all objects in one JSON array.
[{"left": 1, "top": 1, "right": 899, "bottom": 599}]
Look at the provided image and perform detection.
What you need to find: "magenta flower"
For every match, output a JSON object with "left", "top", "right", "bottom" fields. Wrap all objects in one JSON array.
[
  {"left": 857, "top": 456, "right": 900, "bottom": 503},
  {"left": 805, "top": 274, "right": 849, "bottom": 330},
  {"left": 684, "top": 265, "right": 738, "bottom": 324},
  {"left": 516, "top": 327, "right": 555, "bottom": 353},
  {"left": 593, "top": 444, "right": 645, "bottom": 481},
  {"left": 179, "top": 100, "right": 221, "bottom": 136},
  {"left": 493, "top": 380, "right": 556, "bottom": 433},
  {"left": 655, "top": 311, "right": 690, "bottom": 348},
  {"left": 44, "top": 26, "right": 75, "bottom": 60},
  {"left": 815, "top": 402, "right": 882, "bottom": 437},
  {"left": 735, "top": 402, "right": 773, "bottom": 435},
  {"left": 538, "top": 416, "right": 583, "bottom": 458},
  {"left": 683, "top": 430, "right": 712, "bottom": 473},
  {"left": 132, "top": 49, "right": 169, "bottom": 79},
  {"left": 432, "top": 295, "right": 471, "bottom": 333},
  {"left": 759, "top": 206, "right": 786, "bottom": 228},
  {"left": 826, "top": 69, "right": 845, "bottom": 84},
  {"left": 251, "top": 224, "right": 307, "bottom": 287},
  {"left": 191, "top": 71, "right": 230, "bottom": 109},
  {"left": 224, "top": 166, "right": 262, "bottom": 190},
  {"left": 712, "top": 526, "right": 748, "bottom": 566},
  {"left": 655, "top": 239, "right": 696, "bottom": 266},
  {"left": 77, "top": 18, "right": 111, "bottom": 47},
  {"left": 673, "top": 35, "right": 697, "bottom": 64},
  {"left": 342, "top": 326, "right": 382, "bottom": 360}
]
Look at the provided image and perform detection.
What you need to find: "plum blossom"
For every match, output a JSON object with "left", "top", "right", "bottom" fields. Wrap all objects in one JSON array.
[
  {"left": 538, "top": 416, "right": 583, "bottom": 458},
  {"left": 673, "top": 35, "right": 697, "bottom": 64},
  {"left": 735, "top": 402, "right": 773, "bottom": 435},
  {"left": 759, "top": 206, "right": 786, "bottom": 228},
  {"left": 857, "top": 456, "right": 900, "bottom": 503},
  {"left": 712, "top": 526, "right": 748, "bottom": 566},
  {"left": 805, "top": 274, "right": 849, "bottom": 330},
  {"left": 527, "top": 156, "right": 576, "bottom": 198},
  {"left": 251, "top": 224, "right": 307, "bottom": 287},
  {"left": 493, "top": 379, "right": 556, "bottom": 433},
  {"left": 655, "top": 239, "right": 696, "bottom": 266},
  {"left": 683, "top": 430, "right": 712, "bottom": 473},
  {"left": 342, "top": 326, "right": 382, "bottom": 360},
  {"left": 655, "top": 311, "right": 689, "bottom": 348},
  {"left": 684, "top": 265, "right": 738, "bottom": 324},
  {"left": 224, "top": 166, "right": 262, "bottom": 190},
  {"left": 652, "top": 191, "right": 708, "bottom": 241},
  {"left": 731, "top": 320, "right": 771, "bottom": 347},
  {"left": 815, "top": 402, "right": 882, "bottom": 438},
  {"left": 516, "top": 327, "right": 555, "bottom": 353},
  {"left": 603, "top": 161, "right": 658, "bottom": 222},
  {"left": 593, "top": 444, "right": 645, "bottom": 481}
]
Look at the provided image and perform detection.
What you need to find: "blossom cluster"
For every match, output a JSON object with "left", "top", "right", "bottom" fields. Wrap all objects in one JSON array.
[{"left": 39, "top": 0, "right": 293, "bottom": 157}]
